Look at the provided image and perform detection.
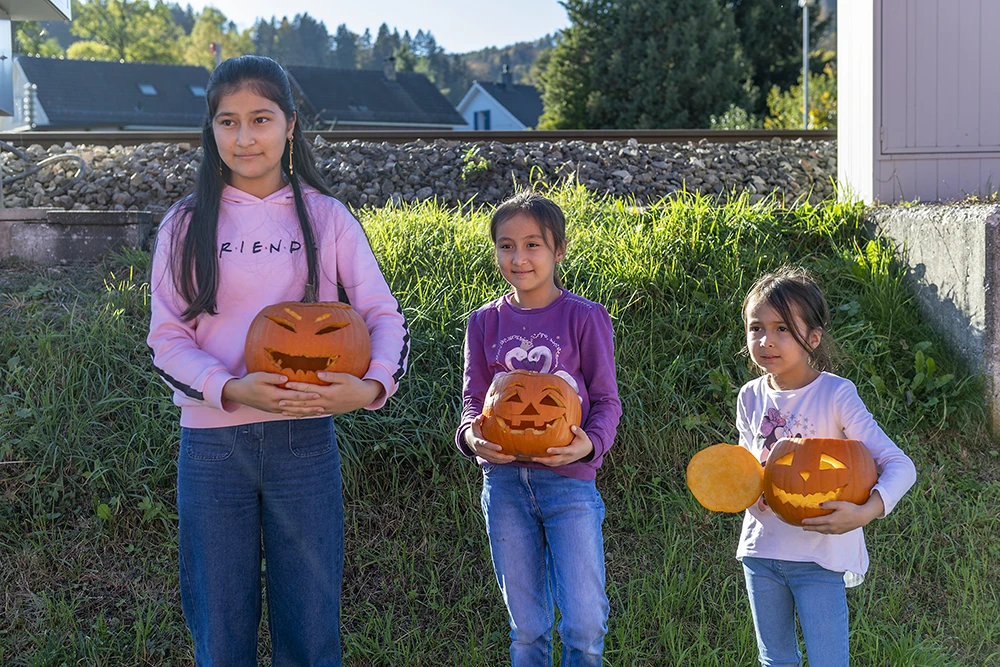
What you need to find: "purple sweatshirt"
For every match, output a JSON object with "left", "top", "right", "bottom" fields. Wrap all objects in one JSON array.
[{"left": 456, "top": 290, "right": 622, "bottom": 480}]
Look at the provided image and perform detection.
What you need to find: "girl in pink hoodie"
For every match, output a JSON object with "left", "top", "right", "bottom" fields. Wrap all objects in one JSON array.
[{"left": 147, "top": 55, "right": 408, "bottom": 666}]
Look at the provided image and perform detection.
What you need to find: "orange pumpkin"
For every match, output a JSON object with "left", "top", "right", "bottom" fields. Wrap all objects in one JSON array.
[
  {"left": 481, "top": 370, "right": 582, "bottom": 459},
  {"left": 763, "top": 437, "right": 877, "bottom": 526},
  {"left": 686, "top": 443, "right": 764, "bottom": 513},
  {"left": 244, "top": 301, "right": 371, "bottom": 386}
]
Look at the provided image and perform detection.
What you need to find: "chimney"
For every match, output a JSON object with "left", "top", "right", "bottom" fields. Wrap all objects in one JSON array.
[
  {"left": 383, "top": 56, "right": 397, "bottom": 81},
  {"left": 501, "top": 63, "right": 513, "bottom": 90}
]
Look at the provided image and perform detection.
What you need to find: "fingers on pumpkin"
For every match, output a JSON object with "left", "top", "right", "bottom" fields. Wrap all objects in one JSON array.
[{"left": 686, "top": 443, "right": 764, "bottom": 513}]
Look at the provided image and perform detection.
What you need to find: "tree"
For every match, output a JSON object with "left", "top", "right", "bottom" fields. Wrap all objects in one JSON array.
[
  {"left": 13, "top": 21, "right": 64, "bottom": 56},
  {"left": 539, "top": 0, "right": 749, "bottom": 129},
  {"left": 356, "top": 28, "right": 373, "bottom": 69},
  {"left": 68, "top": 0, "right": 183, "bottom": 63},
  {"left": 181, "top": 7, "right": 254, "bottom": 69},
  {"left": 168, "top": 2, "right": 196, "bottom": 34},
  {"left": 764, "top": 60, "right": 836, "bottom": 129},
  {"left": 729, "top": 0, "right": 832, "bottom": 115},
  {"left": 370, "top": 23, "right": 399, "bottom": 69},
  {"left": 331, "top": 24, "right": 358, "bottom": 69}
]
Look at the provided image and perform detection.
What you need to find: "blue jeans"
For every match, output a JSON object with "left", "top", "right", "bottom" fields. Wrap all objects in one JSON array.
[
  {"left": 741, "top": 556, "right": 849, "bottom": 667},
  {"left": 481, "top": 464, "right": 609, "bottom": 667},
  {"left": 177, "top": 417, "right": 344, "bottom": 667}
]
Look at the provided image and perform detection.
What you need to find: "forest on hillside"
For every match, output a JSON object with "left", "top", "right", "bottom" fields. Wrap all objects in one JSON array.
[{"left": 14, "top": 0, "right": 837, "bottom": 128}]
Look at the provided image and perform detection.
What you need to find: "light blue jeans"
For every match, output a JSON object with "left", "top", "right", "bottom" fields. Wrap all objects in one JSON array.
[
  {"left": 177, "top": 417, "right": 344, "bottom": 667},
  {"left": 481, "top": 464, "right": 609, "bottom": 667},
  {"left": 741, "top": 556, "right": 849, "bottom": 667}
]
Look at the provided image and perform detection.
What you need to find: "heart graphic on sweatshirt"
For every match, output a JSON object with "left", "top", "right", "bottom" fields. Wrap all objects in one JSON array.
[{"left": 505, "top": 345, "right": 554, "bottom": 374}]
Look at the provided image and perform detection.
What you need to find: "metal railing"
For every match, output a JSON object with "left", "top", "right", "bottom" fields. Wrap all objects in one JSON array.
[{"left": 0, "top": 128, "right": 836, "bottom": 149}]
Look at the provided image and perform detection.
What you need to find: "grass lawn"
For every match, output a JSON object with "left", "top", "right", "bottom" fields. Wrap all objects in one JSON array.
[{"left": 1, "top": 186, "right": 998, "bottom": 665}]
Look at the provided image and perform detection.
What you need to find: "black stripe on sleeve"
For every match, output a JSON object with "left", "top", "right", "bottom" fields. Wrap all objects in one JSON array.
[
  {"left": 392, "top": 304, "right": 409, "bottom": 384},
  {"left": 148, "top": 347, "right": 205, "bottom": 401}
]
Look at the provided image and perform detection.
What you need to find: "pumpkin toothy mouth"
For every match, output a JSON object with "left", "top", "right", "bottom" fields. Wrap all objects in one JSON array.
[
  {"left": 770, "top": 484, "right": 845, "bottom": 509},
  {"left": 494, "top": 416, "right": 565, "bottom": 436},
  {"left": 265, "top": 348, "right": 341, "bottom": 373}
]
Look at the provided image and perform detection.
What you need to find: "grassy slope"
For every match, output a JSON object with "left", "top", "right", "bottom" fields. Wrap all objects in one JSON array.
[{"left": 1, "top": 187, "right": 998, "bottom": 665}]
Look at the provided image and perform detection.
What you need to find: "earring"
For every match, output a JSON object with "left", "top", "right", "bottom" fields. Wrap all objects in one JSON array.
[
  {"left": 288, "top": 138, "right": 294, "bottom": 175},
  {"left": 217, "top": 159, "right": 222, "bottom": 177}
]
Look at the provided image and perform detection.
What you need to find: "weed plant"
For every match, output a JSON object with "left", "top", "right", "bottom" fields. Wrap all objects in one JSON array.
[{"left": 0, "top": 186, "right": 997, "bottom": 665}]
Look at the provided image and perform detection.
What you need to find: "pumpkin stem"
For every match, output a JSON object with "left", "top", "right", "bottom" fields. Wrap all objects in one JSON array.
[{"left": 303, "top": 283, "right": 317, "bottom": 303}]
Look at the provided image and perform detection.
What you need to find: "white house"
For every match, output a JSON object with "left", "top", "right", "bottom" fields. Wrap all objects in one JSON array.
[{"left": 455, "top": 67, "right": 544, "bottom": 131}]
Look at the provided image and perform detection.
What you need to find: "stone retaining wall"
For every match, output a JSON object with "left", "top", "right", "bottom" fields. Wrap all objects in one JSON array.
[{"left": 0, "top": 137, "right": 836, "bottom": 212}]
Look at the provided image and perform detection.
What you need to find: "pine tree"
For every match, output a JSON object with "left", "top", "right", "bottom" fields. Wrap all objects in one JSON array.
[
  {"left": 539, "top": 0, "right": 749, "bottom": 129},
  {"left": 331, "top": 24, "right": 359, "bottom": 69}
]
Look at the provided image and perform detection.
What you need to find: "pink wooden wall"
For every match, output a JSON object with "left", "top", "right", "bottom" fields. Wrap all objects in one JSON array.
[{"left": 874, "top": 0, "right": 1000, "bottom": 202}]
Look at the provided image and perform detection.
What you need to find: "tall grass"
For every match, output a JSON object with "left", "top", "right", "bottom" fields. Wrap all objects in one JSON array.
[{"left": 1, "top": 186, "right": 997, "bottom": 665}]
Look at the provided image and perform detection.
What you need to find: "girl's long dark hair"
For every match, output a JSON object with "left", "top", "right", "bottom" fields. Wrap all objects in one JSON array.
[{"left": 171, "top": 55, "right": 334, "bottom": 320}]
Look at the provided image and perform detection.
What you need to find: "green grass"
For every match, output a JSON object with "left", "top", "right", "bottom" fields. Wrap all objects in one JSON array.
[{"left": 1, "top": 185, "right": 998, "bottom": 665}]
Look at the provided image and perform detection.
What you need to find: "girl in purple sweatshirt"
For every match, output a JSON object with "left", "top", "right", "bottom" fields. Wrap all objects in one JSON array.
[
  {"left": 457, "top": 191, "right": 622, "bottom": 665},
  {"left": 147, "top": 56, "right": 408, "bottom": 665}
]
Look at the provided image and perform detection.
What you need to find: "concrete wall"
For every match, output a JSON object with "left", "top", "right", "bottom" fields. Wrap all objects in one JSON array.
[
  {"left": 0, "top": 208, "right": 153, "bottom": 264},
  {"left": 869, "top": 204, "right": 1000, "bottom": 425}
]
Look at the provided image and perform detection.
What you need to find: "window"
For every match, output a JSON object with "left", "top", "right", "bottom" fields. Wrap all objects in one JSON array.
[
  {"left": 138, "top": 84, "right": 158, "bottom": 95},
  {"left": 474, "top": 109, "right": 491, "bottom": 130},
  {"left": 189, "top": 85, "right": 206, "bottom": 97}
]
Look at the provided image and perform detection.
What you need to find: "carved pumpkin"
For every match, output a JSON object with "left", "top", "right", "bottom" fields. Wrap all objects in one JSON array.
[
  {"left": 763, "top": 437, "right": 877, "bottom": 526},
  {"left": 480, "top": 370, "right": 582, "bottom": 459},
  {"left": 244, "top": 301, "right": 371, "bottom": 386},
  {"left": 686, "top": 443, "right": 764, "bottom": 513}
]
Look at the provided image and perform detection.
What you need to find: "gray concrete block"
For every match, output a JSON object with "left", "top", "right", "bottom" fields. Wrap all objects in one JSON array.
[
  {"left": 869, "top": 204, "right": 1000, "bottom": 428},
  {"left": 0, "top": 208, "right": 152, "bottom": 264}
]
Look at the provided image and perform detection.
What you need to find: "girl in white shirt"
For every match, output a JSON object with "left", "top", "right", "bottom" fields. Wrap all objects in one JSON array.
[{"left": 737, "top": 266, "right": 916, "bottom": 667}]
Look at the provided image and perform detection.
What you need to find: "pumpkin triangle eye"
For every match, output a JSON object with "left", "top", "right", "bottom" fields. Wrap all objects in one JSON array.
[
  {"left": 540, "top": 395, "right": 560, "bottom": 407},
  {"left": 774, "top": 452, "right": 795, "bottom": 466},
  {"left": 316, "top": 323, "right": 348, "bottom": 336},
  {"left": 505, "top": 391, "right": 522, "bottom": 403},
  {"left": 819, "top": 454, "right": 847, "bottom": 470},
  {"left": 265, "top": 316, "right": 297, "bottom": 333}
]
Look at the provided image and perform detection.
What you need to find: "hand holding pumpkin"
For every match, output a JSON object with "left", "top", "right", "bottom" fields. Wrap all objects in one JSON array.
[
  {"left": 465, "top": 415, "right": 517, "bottom": 465},
  {"left": 530, "top": 425, "right": 594, "bottom": 467},
  {"left": 282, "top": 373, "right": 383, "bottom": 415},
  {"left": 799, "top": 490, "right": 885, "bottom": 535},
  {"left": 222, "top": 372, "right": 321, "bottom": 414}
]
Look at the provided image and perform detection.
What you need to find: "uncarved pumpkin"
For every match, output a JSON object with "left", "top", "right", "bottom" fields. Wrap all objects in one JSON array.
[
  {"left": 244, "top": 301, "right": 371, "bottom": 386},
  {"left": 480, "top": 370, "right": 582, "bottom": 459},
  {"left": 763, "top": 437, "right": 877, "bottom": 526},
  {"left": 686, "top": 443, "right": 764, "bottom": 513}
]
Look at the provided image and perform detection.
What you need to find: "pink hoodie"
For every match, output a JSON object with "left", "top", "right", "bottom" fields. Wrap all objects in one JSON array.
[{"left": 147, "top": 183, "right": 408, "bottom": 428}]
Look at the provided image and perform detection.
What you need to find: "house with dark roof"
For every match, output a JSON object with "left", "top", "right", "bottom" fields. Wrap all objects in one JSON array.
[
  {"left": 455, "top": 67, "right": 544, "bottom": 131},
  {"left": 286, "top": 60, "right": 466, "bottom": 130},
  {"left": 1, "top": 56, "right": 211, "bottom": 131}
]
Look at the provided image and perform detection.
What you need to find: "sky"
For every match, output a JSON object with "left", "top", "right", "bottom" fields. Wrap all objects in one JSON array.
[{"left": 179, "top": 0, "right": 570, "bottom": 53}]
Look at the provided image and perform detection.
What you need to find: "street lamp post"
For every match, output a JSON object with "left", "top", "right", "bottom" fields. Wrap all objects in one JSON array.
[{"left": 799, "top": 0, "right": 814, "bottom": 129}]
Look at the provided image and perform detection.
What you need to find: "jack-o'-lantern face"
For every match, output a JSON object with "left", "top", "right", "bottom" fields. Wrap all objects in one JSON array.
[
  {"left": 244, "top": 301, "right": 372, "bottom": 385},
  {"left": 481, "top": 370, "right": 582, "bottom": 459},
  {"left": 762, "top": 437, "right": 877, "bottom": 526}
]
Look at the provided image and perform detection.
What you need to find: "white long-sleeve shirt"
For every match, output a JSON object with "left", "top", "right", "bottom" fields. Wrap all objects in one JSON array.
[
  {"left": 147, "top": 183, "right": 408, "bottom": 428},
  {"left": 735, "top": 372, "right": 917, "bottom": 586}
]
